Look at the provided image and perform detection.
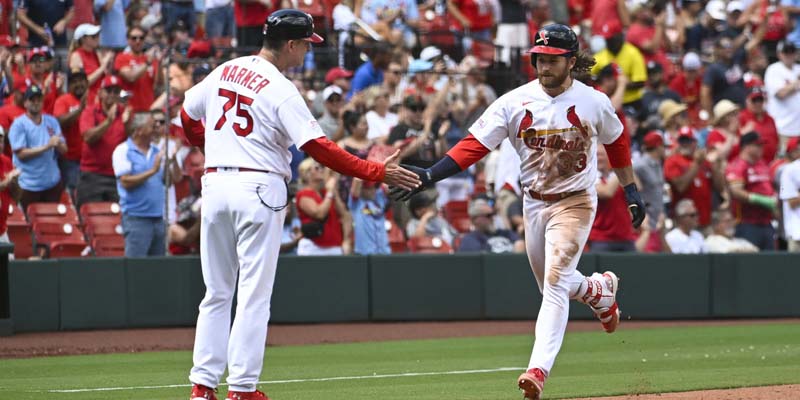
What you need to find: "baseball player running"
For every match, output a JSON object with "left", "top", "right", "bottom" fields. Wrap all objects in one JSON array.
[
  {"left": 181, "top": 10, "right": 420, "bottom": 400},
  {"left": 391, "top": 24, "right": 645, "bottom": 400}
]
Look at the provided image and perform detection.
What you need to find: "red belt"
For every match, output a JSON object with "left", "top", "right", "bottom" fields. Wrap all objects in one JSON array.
[
  {"left": 527, "top": 189, "right": 585, "bottom": 202},
  {"left": 205, "top": 167, "right": 272, "bottom": 174}
]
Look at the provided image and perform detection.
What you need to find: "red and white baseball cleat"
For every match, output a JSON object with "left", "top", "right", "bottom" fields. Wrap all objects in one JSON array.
[
  {"left": 225, "top": 389, "right": 270, "bottom": 400},
  {"left": 590, "top": 271, "right": 621, "bottom": 333},
  {"left": 518, "top": 367, "right": 547, "bottom": 400},
  {"left": 190, "top": 383, "right": 218, "bottom": 400}
]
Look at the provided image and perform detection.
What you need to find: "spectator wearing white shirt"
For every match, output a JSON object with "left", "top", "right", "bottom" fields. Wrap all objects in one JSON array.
[
  {"left": 703, "top": 210, "right": 759, "bottom": 253},
  {"left": 665, "top": 199, "right": 705, "bottom": 254},
  {"left": 364, "top": 86, "right": 398, "bottom": 142},
  {"left": 779, "top": 138, "right": 800, "bottom": 251},
  {"left": 764, "top": 40, "right": 800, "bottom": 151}
]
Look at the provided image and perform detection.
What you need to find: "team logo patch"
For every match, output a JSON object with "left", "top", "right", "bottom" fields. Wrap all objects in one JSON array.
[
  {"left": 477, "top": 118, "right": 486, "bottom": 128},
  {"left": 309, "top": 120, "right": 320, "bottom": 130},
  {"left": 537, "top": 30, "right": 549, "bottom": 46}
]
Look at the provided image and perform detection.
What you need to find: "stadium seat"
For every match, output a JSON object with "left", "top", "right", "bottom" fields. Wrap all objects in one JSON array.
[
  {"left": 406, "top": 236, "right": 452, "bottom": 254},
  {"left": 443, "top": 200, "right": 471, "bottom": 233},
  {"left": 387, "top": 219, "right": 407, "bottom": 253},
  {"left": 31, "top": 221, "right": 87, "bottom": 258},
  {"left": 79, "top": 202, "right": 121, "bottom": 221},
  {"left": 27, "top": 202, "right": 80, "bottom": 225},
  {"left": 7, "top": 204, "right": 33, "bottom": 259},
  {"left": 93, "top": 236, "right": 125, "bottom": 257}
]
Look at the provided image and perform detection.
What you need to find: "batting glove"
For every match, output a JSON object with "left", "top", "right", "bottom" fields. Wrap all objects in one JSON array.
[
  {"left": 389, "top": 164, "right": 433, "bottom": 201},
  {"left": 624, "top": 183, "right": 646, "bottom": 229}
]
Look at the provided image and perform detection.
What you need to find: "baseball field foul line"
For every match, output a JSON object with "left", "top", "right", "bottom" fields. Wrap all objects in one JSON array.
[{"left": 44, "top": 366, "right": 524, "bottom": 393}]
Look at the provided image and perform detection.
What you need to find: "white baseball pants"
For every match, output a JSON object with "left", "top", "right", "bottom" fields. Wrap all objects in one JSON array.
[
  {"left": 189, "top": 170, "right": 287, "bottom": 392},
  {"left": 523, "top": 191, "right": 597, "bottom": 375}
]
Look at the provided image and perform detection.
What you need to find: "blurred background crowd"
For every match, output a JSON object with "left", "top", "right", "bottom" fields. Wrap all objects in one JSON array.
[{"left": 0, "top": 0, "right": 799, "bottom": 258}]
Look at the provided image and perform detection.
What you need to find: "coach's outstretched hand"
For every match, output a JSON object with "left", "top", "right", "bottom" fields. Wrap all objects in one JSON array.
[
  {"left": 624, "top": 183, "right": 646, "bottom": 229},
  {"left": 382, "top": 150, "right": 422, "bottom": 191}
]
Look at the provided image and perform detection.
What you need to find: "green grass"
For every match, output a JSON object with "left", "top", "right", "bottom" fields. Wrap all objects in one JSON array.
[{"left": 1, "top": 323, "right": 799, "bottom": 399}]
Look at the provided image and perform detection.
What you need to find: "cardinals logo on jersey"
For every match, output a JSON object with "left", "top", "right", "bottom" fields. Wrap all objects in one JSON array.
[
  {"left": 566, "top": 105, "right": 589, "bottom": 138},
  {"left": 517, "top": 109, "right": 587, "bottom": 152}
]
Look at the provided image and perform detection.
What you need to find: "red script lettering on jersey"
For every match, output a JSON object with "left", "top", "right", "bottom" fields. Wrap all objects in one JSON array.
[{"left": 219, "top": 65, "right": 270, "bottom": 93}]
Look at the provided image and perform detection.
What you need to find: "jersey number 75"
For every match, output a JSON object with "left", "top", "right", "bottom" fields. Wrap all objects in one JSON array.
[{"left": 214, "top": 88, "right": 254, "bottom": 137}]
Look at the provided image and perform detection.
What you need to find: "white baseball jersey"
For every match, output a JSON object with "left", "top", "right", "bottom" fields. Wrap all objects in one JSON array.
[
  {"left": 469, "top": 79, "right": 623, "bottom": 194},
  {"left": 183, "top": 55, "right": 325, "bottom": 180},
  {"left": 779, "top": 159, "right": 800, "bottom": 240}
]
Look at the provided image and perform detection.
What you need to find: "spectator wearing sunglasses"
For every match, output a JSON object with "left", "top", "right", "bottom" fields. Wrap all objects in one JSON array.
[
  {"left": 665, "top": 198, "right": 705, "bottom": 254},
  {"left": 739, "top": 86, "right": 779, "bottom": 163},
  {"left": 53, "top": 68, "right": 89, "bottom": 196},
  {"left": 114, "top": 26, "right": 161, "bottom": 112},
  {"left": 386, "top": 95, "right": 443, "bottom": 168}
]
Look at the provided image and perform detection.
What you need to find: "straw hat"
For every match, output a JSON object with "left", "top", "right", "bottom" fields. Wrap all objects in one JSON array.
[
  {"left": 658, "top": 99, "right": 688, "bottom": 123},
  {"left": 712, "top": 100, "right": 739, "bottom": 125}
]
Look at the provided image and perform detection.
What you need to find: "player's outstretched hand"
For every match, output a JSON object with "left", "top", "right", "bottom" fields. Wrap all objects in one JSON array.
[
  {"left": 382, "top": 150, "right": 422, "bottom": 191},
  {"left": 388, "top": 163, "right": 434, "bottom": 201},
  {"left": 623, "top": 183, "right": 646, "bottom": 229}
]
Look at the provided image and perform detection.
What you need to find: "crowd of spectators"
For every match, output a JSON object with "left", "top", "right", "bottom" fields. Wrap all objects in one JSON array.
[{"left": 0, "top": 0, "right": 799, "bottom": 258}]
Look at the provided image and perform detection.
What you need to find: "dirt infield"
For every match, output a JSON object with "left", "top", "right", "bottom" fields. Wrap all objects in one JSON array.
[{"left": 2, "top": 319, "right": 797, "bottom": 399}]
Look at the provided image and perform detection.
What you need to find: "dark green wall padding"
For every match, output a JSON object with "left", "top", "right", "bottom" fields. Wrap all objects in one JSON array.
[{"left": 7, "top": 253, "right": 800, "bottom": 332}]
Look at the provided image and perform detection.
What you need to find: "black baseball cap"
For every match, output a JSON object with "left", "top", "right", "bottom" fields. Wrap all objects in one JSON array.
[
  {"left": 68, "top": 68, "right": 87, "bottom": 81},
  {"left": 740, "top": 131, "right": 764, "bottom": 147},
  {"left": 777, "top": 40, "right": 797, "bottom": 54},
  {"left": 263, "top": 9, "right": 323, "bottom": 43},
  {"left": 409, "top": 192, "right": 436, "bottom": 212},
  {"left": 403, "top": 94, "right": 426, "bottom": 109},
  {"left": 24, "top": 85, "right": 43, "bottom": 100}
]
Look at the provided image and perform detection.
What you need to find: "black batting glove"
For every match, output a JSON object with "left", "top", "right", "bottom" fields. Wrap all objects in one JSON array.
[
  {"left": 389, "top": 164, "right": 434, "bottom": 201},
  {"left": 623, "top": 183, "right": 646, "bottom": 229}
]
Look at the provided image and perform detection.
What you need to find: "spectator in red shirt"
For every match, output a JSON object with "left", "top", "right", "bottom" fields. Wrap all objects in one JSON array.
[
  {"left": 447, "top": 0, "right": 495, "bottom": 51},
  {"left": 725, "top": 132, "right": 778, "bottom": 250},
  {"left": 589, "top": 145, "right": 636, "bottom": 252},
  {"left": 669, "top": 52, "right": 705, "bottom": 127},
  {"left": 114, "top": 26, "right": 161, "bottom": 112},
  {"left": 0, "top": 128, "right": 20, "bottom": 245},
  {"left": 53, "top": 68, "right": 88, "bottom": 196},
  {"left": 664, "top": 128, "right": 726, "bottom": 228},
  {"left": 626, "top": 3, "right": 672, "bottom": 77},
  {"left": 68, "top": 24, "right": 113, "bottom": 105},
  {"left": 25, "top": 47, "right": 60, "bottom": 115},
  {"left": 76, "top": 75, "right": 130, "bottom": 207},
  {"left": 705, "top": 99, "right": 741, "bottom": 163},
  {"left": 234, "top": 0, "right": 273, "bottom": 50},
  {"left": 0, "top": 78, "right": 28, "bottom": 141},
  {"left": 295, "top": 158, "right": 351, "bottom": 255},
  {"left": 738, "top": 86, "right": 779, "bottom": 163},
  {"left": 590, "top": 0, "right": 630, "bottom": 36}
]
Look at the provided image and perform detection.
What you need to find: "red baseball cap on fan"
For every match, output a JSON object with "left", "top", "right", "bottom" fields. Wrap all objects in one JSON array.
[
  {"left": 101, "top": 75, "right": 121, "bottom": 89},
  {"left": 786, "top": 137, "right": 800, "bottom": 153},
  {"left": 600, "top": 20, "right": 623, "bottom": 39},
  {"left": 325, "top": 67, "right": 353, "bottom": 84},
  {"left": 677, "top": 126, "right": 696, "bottom": 141},
  {"left": 643, "top": 131, "right": 664, "bottom": 149}
]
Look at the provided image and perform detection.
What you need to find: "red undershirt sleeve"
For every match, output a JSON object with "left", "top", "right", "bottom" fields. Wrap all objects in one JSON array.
[
  {"left": 301, "top": 137, "right": 385, "bottom": 182},
  {"left": 180, "top": 108, "right": 206, "bottom": 148},
  {"left": 603, "top": 131, "right": 632, "bottom": 169},
  {"left": 445, "top": 134, "right": 492, "bottom": 170}
]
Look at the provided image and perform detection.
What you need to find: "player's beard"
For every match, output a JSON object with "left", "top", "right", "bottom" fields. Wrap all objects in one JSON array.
[{"left": 539, "top": 67, "right": 570, "bottom": 90}]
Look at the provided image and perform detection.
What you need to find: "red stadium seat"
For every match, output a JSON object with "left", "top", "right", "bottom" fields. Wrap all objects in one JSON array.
[
  {"left": 48, "top": 240, "right": 89, "bottom": 258},
  {"left": 93, "top": 236, "right": 125, "bottom": 257},
  {"left": 7, "top": 204, "right": 33, "bottom": 259},
  {"left": 442, "top": 200, "right": 472, "bottom": 233},
  {"left": 84, "top": 215, "right": 123, "bottom": 238},
  {"left": 407, "top": 236, "right": 452, "bottom": 254},
  {"left": 27, "top": 202, "right": 80, "bottom": 225},
  {"left": 79, "top": 202, "right": 121, "bottom": 221},
  {"left": 387, "top": 219, "right": 407, "bottom": 253},
  {"left": 31, "top": 221, "right": 87, "bottom": 258}
]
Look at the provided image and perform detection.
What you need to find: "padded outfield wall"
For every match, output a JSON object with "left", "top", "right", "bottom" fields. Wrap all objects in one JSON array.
[{"left": 5, "top": 253, "right": 800, "bottom": 333}]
